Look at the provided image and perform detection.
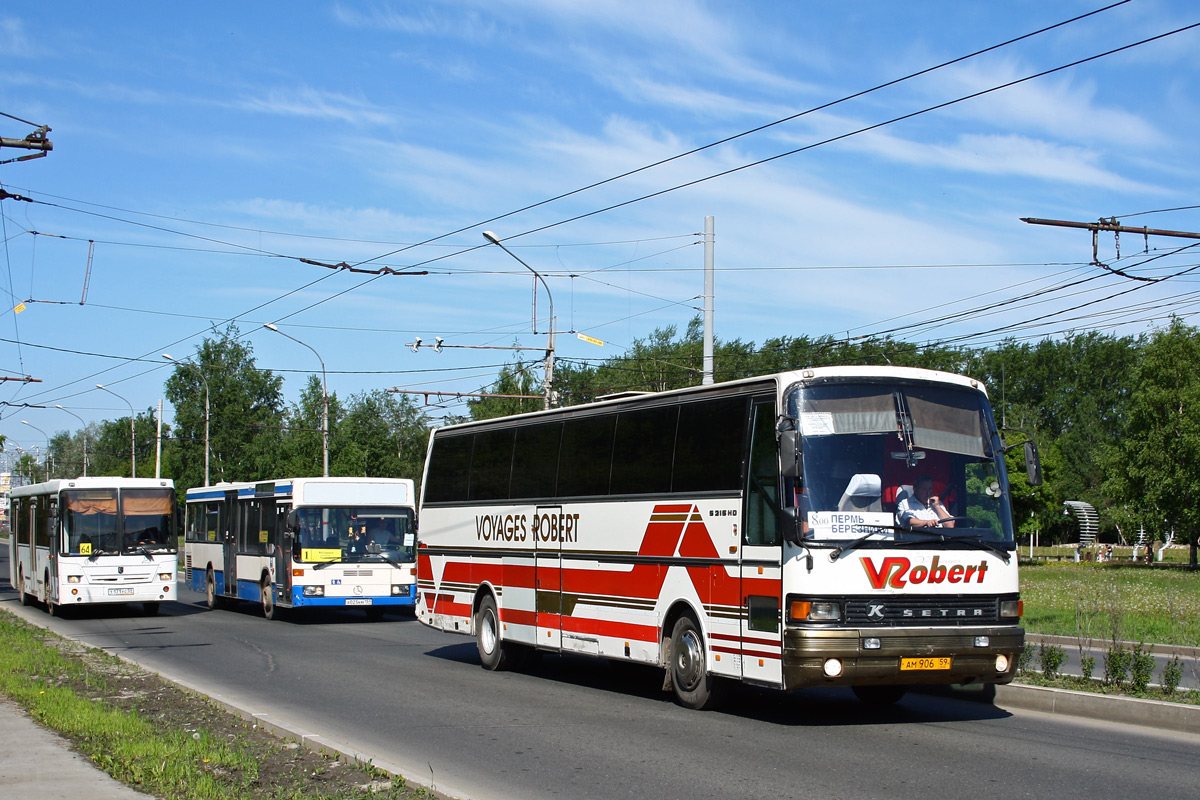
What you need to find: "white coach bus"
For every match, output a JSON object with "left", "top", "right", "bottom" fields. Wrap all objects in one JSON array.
[
  {"left": 8, "top": 477, "right": 178, "bottom": 616},
  {"left": 416, "top": 366, "right": 1041, "bottom": 709},
  {"left": 184, "top": 477, "right": 417, "bottom": 620}
]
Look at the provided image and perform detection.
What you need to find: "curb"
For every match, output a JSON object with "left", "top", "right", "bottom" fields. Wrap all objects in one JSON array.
[
  {"left": 1025, "top": 633, "right": 1200, "bottom": 660},
  {"left": 996, "top": 682, "right": 1200, "bottom": 735}
]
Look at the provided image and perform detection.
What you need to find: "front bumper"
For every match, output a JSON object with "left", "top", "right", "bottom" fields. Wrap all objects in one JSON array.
[{"left": 782, "top": 625, "right": 1024, "bottom": 690}]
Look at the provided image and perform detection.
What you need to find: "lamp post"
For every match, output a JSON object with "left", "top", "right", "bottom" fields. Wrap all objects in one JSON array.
[
  {"left": 263, "top": 323, "right": 329, "bottom": 477},
  {"left": 482, "top": 230, "right": 555, "bottom": 410},
  {"left": 96, "top": 383, "right": 136, "bottom": 477},
  {"left": 54, "top": 405, "right": 88, "bottom": 477},
  {"left": 163, "top": 354, "right": 210, "bottom": 486},
  {"left": 21, "top": 420, "right": 50, "bottom": 479}
]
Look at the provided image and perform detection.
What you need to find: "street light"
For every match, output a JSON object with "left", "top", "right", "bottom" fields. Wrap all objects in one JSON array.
[
  {"left": 96, "top": 383, "right": 136, "bottom": 478},
  {"left": 20, "top": 420, "right": 49, "bottom": 479},
  {"left": 54, "top": 405, "right": 88, "bottom": 477},
  {"left": 482, "top": 230, "right": 556, "bottom": 410},
  {"left": 263, "top": 323, "right": 329, "bottom": 477},
  {"left": 163, "top": 354, "right": 211, "bottom": 486}
]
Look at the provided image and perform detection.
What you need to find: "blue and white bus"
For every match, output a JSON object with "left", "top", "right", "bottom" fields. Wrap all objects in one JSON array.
[
  {"left": 184, "top": 477, "right": 417, "bottom": 619},
  {"left": 8, "top": 477, "right": 178, "bottom": 616}
]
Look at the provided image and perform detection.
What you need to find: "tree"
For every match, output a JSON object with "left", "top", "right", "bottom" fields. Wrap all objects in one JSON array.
[
  {"left": 468, "top": 360, "right": 543, "bottom": 421},
  {"left": 1103, "top": 320, "right": 1200, "bottom": 567},
  {"left": 333, "top": 389, "right": 429, "bottom": 484},
  {"left": 275, "top": 374, "right": 343, "bottom": 477},
  {"left": 163, "top": 326, "right": 285, "bottom": 492}
]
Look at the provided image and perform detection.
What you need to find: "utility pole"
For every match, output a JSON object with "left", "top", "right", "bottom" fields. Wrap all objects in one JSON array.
[{"left": 702, "top": 216, "right": 715, "bottom": 385}]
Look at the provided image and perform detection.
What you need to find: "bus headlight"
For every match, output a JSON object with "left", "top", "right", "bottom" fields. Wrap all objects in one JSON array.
[
  {"left": 788, "top": 597, "right": 842, "bottom": 622},
  {"left": 67, "top": 575, "right": 82, "bottom": 584},
  {"left": 391, "top": 585, "right": 411, "bottom": 596},
  {"left": 1000, "top": 599, "right": 1023, "bottom": 619},
  {"left": 158, "top": 573, "right": 172, "bottom": 581},
  {"left": 995, "top": 654, "right": 1010, "bottom": 672},
  {"left": 302, "top": 586, "right": 325, "bottom": 597}
]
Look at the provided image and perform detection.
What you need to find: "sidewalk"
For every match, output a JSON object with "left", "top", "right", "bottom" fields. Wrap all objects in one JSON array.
[{"left": 0, "top": 698, "right": 154, "bottom": 800}]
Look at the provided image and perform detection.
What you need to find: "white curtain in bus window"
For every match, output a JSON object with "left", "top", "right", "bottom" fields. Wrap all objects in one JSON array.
[
  {"left": 799, "top": 391, "right": 894, "bottom": 436},
  {"left": 906, "top": 395, "right": 985, "bottom": 458}
]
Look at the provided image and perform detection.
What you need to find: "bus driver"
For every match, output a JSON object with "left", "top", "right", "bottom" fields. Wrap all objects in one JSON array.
[{"left": 896, "top": 475, "right": 955, "bottom": 529}]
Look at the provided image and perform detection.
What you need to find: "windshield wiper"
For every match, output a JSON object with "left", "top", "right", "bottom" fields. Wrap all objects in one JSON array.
[
  {"left": 829, "top": 526, "right": 902, "bottom": 561},
  {"left": 895, "top": 530, "right": 1012, "bottom": 561}
]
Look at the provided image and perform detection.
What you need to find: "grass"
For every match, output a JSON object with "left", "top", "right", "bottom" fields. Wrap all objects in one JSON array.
[
  {"left": 1019, "top": 561, "right": 1200, "bottom": 646},
  {"left": 0, "top": 610, "right": 438, "bottom": 800}
]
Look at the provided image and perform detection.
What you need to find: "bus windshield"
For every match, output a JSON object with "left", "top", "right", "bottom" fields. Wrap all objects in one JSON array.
[
  {"left": 293, "top": 506, "right": 416, "bottom": 563},
  {"left": 63, "top": 488, "right": 176, "bottom": 555},
  {"left": 786, "top": 381, "right": 1015, "bottom": 549}
]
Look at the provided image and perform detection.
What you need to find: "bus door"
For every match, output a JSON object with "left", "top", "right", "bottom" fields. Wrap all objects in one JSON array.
[
  {"left": 740, "top": 398, "right": 785, "bottom": 687},
  {"left": 275, "top": 505, "right": 292, "bottom": 606},
  {"left": 534, "top": 504, "right": 563, "bottom": 650},
  {"left": 222, "top": 490, "right": 238, "bottom": 597}
]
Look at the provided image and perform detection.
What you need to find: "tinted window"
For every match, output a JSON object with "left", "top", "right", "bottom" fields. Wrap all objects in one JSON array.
[
  {"left": 424, "top": 434, "right": 473, "bottom": 503},
  {"left": 610, "top": 405, "right": 678, "bottom": 495},
  {"left": 510, "top": 422, "right": 562, "bottom": 500},
  {"left": 556, "top": 414, "right": 615, "bottom": 497},
  {"left": 674, "top": 396, "right": 749, "bottom": 493},
  {"left": 469, "top": 429, "right": 515, "bottom": 501}
]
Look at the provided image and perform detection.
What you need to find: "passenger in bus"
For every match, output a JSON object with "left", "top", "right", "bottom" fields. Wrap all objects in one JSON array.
[{"left": 896, "top": 475, "right": 955, "bottom": 529}]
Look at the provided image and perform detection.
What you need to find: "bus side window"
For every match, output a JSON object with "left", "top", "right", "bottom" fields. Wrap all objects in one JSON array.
[{"left": 743, "top": 399, "right": 781, "bottom": 547}]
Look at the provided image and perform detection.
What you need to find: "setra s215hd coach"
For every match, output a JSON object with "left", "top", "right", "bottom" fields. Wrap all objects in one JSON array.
[{"left": 416, "top": 366, "right": 1041, "bottom": 708}]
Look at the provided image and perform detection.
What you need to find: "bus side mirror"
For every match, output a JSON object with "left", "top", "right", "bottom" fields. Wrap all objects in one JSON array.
[
  {"left": 1024, "top": 440, "right": 1043, "bottom": 486},
  {"left": 285, "top": 510, "right": 300, "bottom": 532},
  {"left": 779, "top": 429, "right": 802, "bottom": 479}
]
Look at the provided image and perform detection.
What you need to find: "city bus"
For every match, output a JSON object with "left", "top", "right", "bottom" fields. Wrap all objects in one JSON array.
[
  {"left": 416, "top": 366, "right": 1041, "bottom": 709},
  {"left": 184, "top": 477, "right": 417, "bottom": 620},
  {"left": 8, "top": 477, "right": 178, "bottom": 616}
]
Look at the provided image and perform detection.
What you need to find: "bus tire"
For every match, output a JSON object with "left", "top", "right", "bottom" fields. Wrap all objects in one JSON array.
[
  {"left": 852, "top": 685, "right": 907, "bottom": 705},
  {"left": 475, "top": 594, "right": 511, "bottom": 671},
  {"left": 205, "top": 568, "right": 220, "bottom": 610},
  {"left": 669, "top": 615, "right": 723, "bottom": 710},
  {"left": 143, "top": 602, "right": 160, "bottom": 616},
  {"left": 261, "top": 575, "right": 277, "bottom": 620}
]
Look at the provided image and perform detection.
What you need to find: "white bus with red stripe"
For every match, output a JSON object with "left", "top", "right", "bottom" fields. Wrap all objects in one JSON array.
[{"left": 416, "top": 366, "right": 1039, "bottom": 708}]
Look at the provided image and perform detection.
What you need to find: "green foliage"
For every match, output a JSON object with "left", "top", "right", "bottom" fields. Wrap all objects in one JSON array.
[
  {"left": 1104, "top": 644, "right": 1129, "bottom": 688},
  {"left": 1037, "top": 642, "right": 1066, "bottom": 679},
  {"left": 1161, "top": 655, "right": 1183, "bottom": 695},
  {"left": 1128, "top": 642, "right": 1155, "bottom": 693},
  {"left": 163, "top": 325, "right": 285, "bottom": 491}
]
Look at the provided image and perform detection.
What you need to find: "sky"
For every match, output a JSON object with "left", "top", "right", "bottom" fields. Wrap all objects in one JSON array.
[{"left": 1, "top": 0, "right": 1199, "bottom": 465}]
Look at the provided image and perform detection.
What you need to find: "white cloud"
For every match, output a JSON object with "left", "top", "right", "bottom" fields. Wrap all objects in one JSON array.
[
  {"left": 232, "top": 86, "right": 395, "bottom": 126},
  {"left": 0, "top": 16, "right": 36, "bottom": 58}
]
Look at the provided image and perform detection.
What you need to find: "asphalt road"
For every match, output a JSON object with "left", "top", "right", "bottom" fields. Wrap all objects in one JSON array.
[{"left": 3, "top": 551, "right": 1198, "bottom": 800}]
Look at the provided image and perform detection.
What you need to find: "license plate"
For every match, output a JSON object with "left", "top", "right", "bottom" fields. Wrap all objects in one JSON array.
[
  {"left": 345, "top": 598, "right": 372, "bottom": 606},
  {"left": 900, "top": 657, "right": 951, "bottom": 671},
  {"left": 107, "top": 588, "right": 135, "bottom": 596}
]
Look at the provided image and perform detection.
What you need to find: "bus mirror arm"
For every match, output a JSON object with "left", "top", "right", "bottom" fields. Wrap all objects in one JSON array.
[{"left": 1001, "top": 426, "right": 1043, "bottom": 487}]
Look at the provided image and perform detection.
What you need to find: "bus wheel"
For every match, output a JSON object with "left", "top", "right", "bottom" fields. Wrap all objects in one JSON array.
[
  {"left": 205, "top": 568, "right": 219, "bottom": 610},
  {"left": 143, "top": 602, "right": 160, "bottom": 616},
  {"left": 261, "top": 576, "right": 277, "bottom": 620},
  {"left": 852, "top": 685, "right": 907, "bottom": 705},
  {"left": 475, "top": 595, "right": 511, "bottom": 671},
  {"left": 669, "top": 615, "right": 723, "bottom": 710}
]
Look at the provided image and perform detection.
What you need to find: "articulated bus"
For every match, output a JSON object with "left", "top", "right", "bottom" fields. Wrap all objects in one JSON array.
[
  {"left": 8, "top": 477, "right": 178, "bottom": 616},
  {"left": 416, "top": 366, "right": 1041, "bottom": 708},
  {"left": 184, "top": 477, "right": 417, "bottom": 620}
]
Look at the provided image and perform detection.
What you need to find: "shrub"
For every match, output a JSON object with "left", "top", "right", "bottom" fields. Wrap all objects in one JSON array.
[
  {"left": 1038, "top": 643, "right": 1066, "bottom": 680},
  {"left": 1161, "top": 655, "right": 1183, "bottom": 695},
  {"left": 1104, "top": 644, "right": 1129, "bottom": 688},
  {"left": 1080, "top": 654, "right": 1096, "bottom": 681},
  {"left": 1129, "top": 642, "right": 1155, "bottom": 693}
]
